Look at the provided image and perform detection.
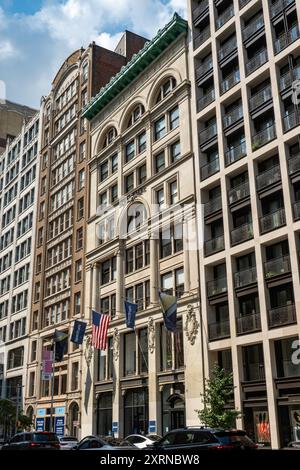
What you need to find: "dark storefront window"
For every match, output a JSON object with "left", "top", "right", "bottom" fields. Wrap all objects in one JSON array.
[
  {"left": 160, "top": 324, "right": 172, "bottom": 371},
  {"left": 275, "top": 336, "right": 300, "bottom": 378},
  {"left": 96, "top": 392, "right": 112, "bottom": 437},
  {"left": 138, "top": 329, "right": 148, "bottom": 374},
  {"left": 161, "top": 383, "right": 185, "bottom": 435},
  {"left": 124, "top": 331, "right": 136, "bottom": 376},
  {"left": 217, "top": 349, "right": 233, "bottom": 374},
  {"left": 242, "top": 343, "right": 265, "bottom": 381},
  {"left": 124, "top": 388, "right": 148, "bottom": 436}
]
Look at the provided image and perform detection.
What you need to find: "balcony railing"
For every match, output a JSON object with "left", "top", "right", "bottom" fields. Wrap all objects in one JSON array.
[
  {"left": 283, "top": 110, "right": 300, "bottom": 132},
  {"left": 288, "top": 153, "right": 300, "bottom": 175},
  {"left": 231, "top": 222, "right": 253, "bottom": 245},
  {"left": 246, "top": 49, "right": 268, "bottom": 76},
  {"left": 192, "top": 0, "right": 209, "bottom": 21},
  {"left": 204, "top": 196, "right": 222, "bottom": 217},
  {"left": 207, "top": 277, "right": 228, "bottom": 297},
  {"left": 260, "top": 207, "right": 286, "bottom": 233},
  {"left": 199, "top": 123, "right": 217, "bottom": 144},
  {"left": 268, "top": 304, "right": 296, "bottom": 328},
  {"left": 279, "top": 65, "right": 300, "bottom": 91},
  {"left": 208, "top": 320, "right": 230, "bottom": 341},
  {"left": 218, "top": 36, "right": 237, "bottom": 60},
  {"left": 264, "top": 256, "right": 291, "bottom": 278},
  {"left": 249, "top": 85, "right": 272, "bottom": 111},
  {"left": 274, "top": 25, "right": 300, "bottom": 54},
  {"left": 204, "top": 235, "right": 225, "bottom": 256},
  {"left": 239, "top": 0, "right": 251, "bottom": 8},
  {"left": 243, "top": 14, "right": 264, "bottom": 41},
  {"left": 197, "top": 89, "right": 215, "bottom": 111},
  {"left": 194, "top": 25, "right": 211, "bottom": 49},
  {"left": 252, "top": 123, "right": 276, "bottom": 150},
  {"left": 271, "top": 0, "right": 295, "bottom": 19},
  {"left": 228, "top": 180, "right": 249, "bottom": 205},
  {"left": 256, "top": 165, "right": 281, "bottom": 191},
  {"left": 236, "top": 313, "right": 261, "bottom": 335},
  {"left": 221, "top": 69, "right": 240, "bottom": 94},
  {"left": 234, "top": 266, "right": 257, "bottom": 288},
  {"left": 196, "top": 58, "right": 213, "bottom": 80},
  {"left": 244, "top": 363, "right": 266, "bottom": 382},
  {"left": 223, "top": 105, "right": 243, "bottom": 128},
  {"left": 225, "top": 140, "right": 247, "bottom": 166},
  {"left": 216, "top": 5, "right": 234, "bottom": 30},
  {"left": 200, "top": 157, "right": 220, "bottom": 180},
  {"left": 293, "top": 200, "right": 300, "bottom": 220}
]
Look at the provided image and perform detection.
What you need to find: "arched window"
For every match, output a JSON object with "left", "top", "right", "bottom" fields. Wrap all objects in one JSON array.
[
  {"left": 102, "top": 127, "right": 117, "bottom": 149},
  {"left": 156, "top": 77, "right": 177, "bottom": 104},
  {"left": 127, "top": 104, "right": 145, "bottom": 128}
]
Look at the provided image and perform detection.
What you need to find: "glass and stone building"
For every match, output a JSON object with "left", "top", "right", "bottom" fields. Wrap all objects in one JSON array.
[
  {"left": 81, "top": 14, "right": 204, "bottom": 438},
  {"left": 0, "top": 111, "right": 41, "bottom": 418},
  {"left": 188, "top": 0, "right": 300, "bottom": 448}
]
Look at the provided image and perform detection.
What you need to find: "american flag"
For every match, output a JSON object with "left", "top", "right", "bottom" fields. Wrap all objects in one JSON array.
[{"left": 91, "top": 310, "right": 110, "bottom": 350}]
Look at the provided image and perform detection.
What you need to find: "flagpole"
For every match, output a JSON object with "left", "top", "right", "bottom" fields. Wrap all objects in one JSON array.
[{"left": 50, "top": 340, "right": 55, "bottom": 433}]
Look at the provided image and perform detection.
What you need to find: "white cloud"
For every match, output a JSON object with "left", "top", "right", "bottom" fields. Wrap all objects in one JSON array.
[
  {"left": 0, "top": 39, "right": 17, "bottom": 60},
  {"left": 95, "top": 32, "right": 124, "bottom": 51}
]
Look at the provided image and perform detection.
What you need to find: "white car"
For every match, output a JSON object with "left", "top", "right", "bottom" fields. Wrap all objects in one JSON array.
[
  {"left": 58, "top": 436, "right": 79, "bottom": 450},
  {"left": 125, "top": 434, "right": 162, "bottom": 449}
]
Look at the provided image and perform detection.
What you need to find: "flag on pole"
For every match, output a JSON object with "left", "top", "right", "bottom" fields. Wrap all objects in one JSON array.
[
  {"left": 159, "top": 291, "right": 177, "bottom": 332},
  {"left": 42, "top": 350, "right": 53, "bottom": 380},
  {"left": 124, "top": 301, "right": 137, "bottom": 329},
  {"left": 53, "top": 330, "right": 68, "bottom": 361},
  {"left": 71, "top": 320, "right": 87, "bottom": 345},
  {"left": 91, "top": 310, "right": 110, "bottom": 350}
]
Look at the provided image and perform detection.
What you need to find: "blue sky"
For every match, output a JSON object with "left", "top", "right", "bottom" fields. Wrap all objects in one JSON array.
[{"left": 0, "top": 0, "right": 187, "bottom": 108}]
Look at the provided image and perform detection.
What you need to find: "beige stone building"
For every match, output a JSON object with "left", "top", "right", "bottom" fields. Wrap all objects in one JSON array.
[
  {"left": 188, "top": 0, "right": 300, "bottom": 448},
  {"left": 0, "top": 100, "right": 37, "bottom": 154},
  {"left": 81, "top": 14, "right": 205, "bottom": 438}
]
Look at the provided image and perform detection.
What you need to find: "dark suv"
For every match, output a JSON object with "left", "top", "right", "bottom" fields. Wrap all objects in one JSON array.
[
  {"left": 2, "top": 432, "right": 60, "bottom": 450},
  {"left": 148, "top": 428, "right": 257, "bottom": 451}
]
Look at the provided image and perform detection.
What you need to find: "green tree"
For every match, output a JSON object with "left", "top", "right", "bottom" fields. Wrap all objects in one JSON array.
[
  {"left": 0, "top": 399, "right": 15, "bottom": 438},
  {"left": 196, "top": 364, "right": 241, "bottom": 429}
]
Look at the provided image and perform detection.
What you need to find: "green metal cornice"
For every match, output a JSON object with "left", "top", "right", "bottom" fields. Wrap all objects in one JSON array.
[{"left": 82, "top": 13, "right": 188, "bottom": 120}]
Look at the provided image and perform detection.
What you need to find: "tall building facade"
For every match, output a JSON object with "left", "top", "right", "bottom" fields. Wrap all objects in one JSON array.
[
  {"left": 188, "top": 0, "right": 300, "bottom": 448},
  {"left": 81, "top": 14, "right": 204, "bottom": 439},
  {"left": 0, "top": 111, "right": 40, "bottom": 418},
  {"left": 25, "top": 37, "right": 147, "bottom": 438},
  {"left": 0, "top": 100, "right": 37, "bottom": 154}
]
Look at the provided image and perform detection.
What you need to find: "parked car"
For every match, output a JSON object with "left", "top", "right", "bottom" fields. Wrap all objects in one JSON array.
[
  {"left": 58, "top": 436, "right": 78, "bottom": 450},
  {"left": 2, "top": 432, "right": 60, "bottom": 450},
  {"left": 125, "top": 434, "right": 162, "bottom": 449},
  {"left": 101, "top": 436, "right": 134, "bottom": 447},
  {"left": 72, "top": 435, "right": 136, "bottom": 450},
  {"left": 147, "top": 427, "right": 257, "bottom": 451},
  {"left": 287, "top": 441, "right": 300, "bottom": 449}
]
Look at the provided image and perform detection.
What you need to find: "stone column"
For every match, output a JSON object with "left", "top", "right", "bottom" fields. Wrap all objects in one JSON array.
[
  {"left": 183, "top": 219, "right": 191, "bottom": 294},
  {"left": 147, "top": 317, "right": 158, "bottom": 434},
  {"left": 112, "top": 328, "right": 121, "bottom": 437},
  {"left": 116, "top": 241, "right": 125, "bottom": 319},
  {"left": 150, "top": 236, "right": 159, "bottom": 305}
]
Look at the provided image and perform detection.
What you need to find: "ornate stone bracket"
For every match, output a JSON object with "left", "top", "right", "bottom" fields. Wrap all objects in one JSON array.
[
  {"left": 84, "top": 335, "right": 93, "bottom": 365},
  {"left": 148, "top": 317, "right": 155, "bottom": 354},
  {"left": 184, "top": 304, "right": 199, "bottom": 346},
  {"left": 112, "top": 328, "right": 120, "bottom": 361}
]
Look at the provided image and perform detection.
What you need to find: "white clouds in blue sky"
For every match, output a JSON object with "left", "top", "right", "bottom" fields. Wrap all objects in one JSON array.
[{"left": 0, "top": 0, "right": 187, "bottom": 107}]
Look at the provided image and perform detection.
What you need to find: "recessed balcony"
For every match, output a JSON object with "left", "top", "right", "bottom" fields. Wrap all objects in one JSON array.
[
  {"left": 228, "top": 181, "right": 250, "bottom": 205},
  {"left": 256, "top": 165, "right": 281, "bottom": 191},
  {"left": 243, "top": 14, "right": 264, "bottom": 42},
  {"left": 249, "top": 85, "right": 272, "bottom": 112},
  {"left": 274, "top": 25, "right": 300, "bottom": 54},
  {"left": 283, "top": 110, "right": 300, "bottom": 133},
  {"left": 231, "top": 222, "right": 253, "bottom": 245},
  {"left": 293, "top": 200, "right": 300, "bottom": 220},
  {"left": 200, "top": 157, "right": 220, "bottom": 180},
  {"left": 207, "top": 277, "right": 228, "bottom": 297},
  {"left": 204, "top": 235, "right": 225, "bottom": 256},
  {"left": 239, "top": 0, "right": 251, "bottom": 9},
  {"left": 234, "top": 266, "right": 257, "bottom": 288},
  {"left": 199, "top": 123, "right": 218, "bottom": 145},
  {"left": 220, "top": 69, "right": 240, "bottom": 94},
  {"left": 216, "top": 5, "right": 234, "bottom": 30},
  {"left": 208, "top": 320, "right": 230, "bottom": 341},
  {"left": 252, "top": 123, "right": 276, "bottom": 150},
  {"left": 260, "top": 208, "right": 286, "bottom": 233},
  {"left": 194, "top": 25, "right": 211, "bottom": 49},
  {"left": 204, "top": 196, "right": 222, "bottom": 217},
  {"left": 271, "top": 0, "right": 296, "bottom": 19},
  {"left": 218, "top": 36, "right": 237, "bottom": 61},
  {"left": 288, "top": 153, "right": 300, "bottom": 175},
  {"left": 236, "top": 312, "right": 261, "bottom": 335},
  {"left": 225, "top": 141, "right": 247, "bottom": 166},
  {"left": 197, "top": 89, "right": 215, "bottom": 111},
  {"left": 196, "top": 58, "right": 213, "bottom": 81},
  {"left": 268, "top": 304, "right": 296, "bottom": 328},
  {"left": 246, "top": 49, "right": 268, "bottom": 76},
  {"left": 279, "top": 65, "right": 300, "bottom": 91},
  {"left": 223, "top": 105, "right": 243, "bottom": 129},
  {"left": 264, "top": 256, "right": 291, "bottom": 279},
  {"left": 192, "top": 0, "right": 209, "bottom": 22}
]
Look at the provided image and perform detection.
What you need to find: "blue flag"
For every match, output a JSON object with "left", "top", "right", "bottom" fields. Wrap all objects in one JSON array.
[
  {"left": 71, "top": 320, "right": 87, "bottom": 345},
  {"left": 124, "top": 301, "right": 137, "bottom": 329},
  {"left": 159, "top": 291, "right": 177, "bottom": 332}
]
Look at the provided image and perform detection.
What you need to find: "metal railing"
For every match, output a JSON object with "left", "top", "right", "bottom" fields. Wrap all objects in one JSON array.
[
  {"left": 223, "top": 105, "right": 243, "bottom": 128},
  {"left": 231, "top": 222, "right": 253, "bottom": 245},
  {"left": 225, "top": 141, "right": 247, "bottom": 166},
  {"left": 239, "top": 0, "right": 251, "bottom": 8},
  {"left": 216, "top": 5, "right": 234, "bottom": 30},
  {"left": 271, "top": 0, "right": 295, "bottom": 19},
  {"left": 234, "top": 266, "right": 257, "bottom": 288},
  {"left": 204, "top": 235, "right": 225, "bottom": 256},
  {"left": 197, "top": 89, "right": 215, "bottom": 111},
  {"left": 268, "top": 304, "right": 296, "bottom": 328},
  {"left": 243, "top": 14, "right": 264, "bottom": 41},
  {"left": 221, "top": 69, "right": 240, "bottom": 94},
  {"left": 252, "top": 123, "right": 276, "bottom": 150},
  {"left": 196, "top": 58, "right": 213, "bottom": 80},
  {"left": 194, "top": 25, "right": 211, "bottom": 49},
  {"left": 283, "top": 110, "right": 300, "bottom": 132},
  {"left": 279, "top": 65, "right": 300, "bottom": 91},
  {"left": 228, "top": 180, "right": 249, "bottom": 204},
  {"left": 244, "top": 363, "right": 266, "bottom": 381},
  {"left": 200, "top": 157, "right": 220, "bottom": 180},
  {"left": 293, "top": 200, "right": 300, "bottom": 220},
  {"left": 260, "top": 207, "right": 286, "bottom": 233},
  {"left": 288, "top": 153, "right": 300, "bottom": 175},
  {"left": 249, "top": 85, "right": 272, "bottom": 111},
  {"left": 246, "top": 49, "right": 268, "bottom": 76},
  {"left": 192, "top": 0, "right": 209, "bottom": 21},
  {"left": 264, "top": 255, "right": 291, "bottom": 278},
  {"left": 274, "top": 25, "right": 300, "bottom": 54},
  {"left": 207, "top": 277, "right": 228, "bottom": 297},
  {"left": 218, "top": 36, "right": 237, "bottom": 60},
  {"left": 199, "top": 122, "right": 217, "bottom": 144},
  {"left": 204, "top": 196, "right": 222, "bottom": 216},
  {"left": 208, "top": 320, "right": 230, "bottom": 341},
  {"left": 236, "top": 313, "right": 261, "bottom": 335},
  {"left": 256, "top": 164, "right": 281, "bottom": 190}
]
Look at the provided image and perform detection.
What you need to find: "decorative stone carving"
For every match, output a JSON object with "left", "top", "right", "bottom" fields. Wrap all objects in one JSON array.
[
  {"left": 184, "top": 304, "right": 199, "bottom": 346},
  {"left": 84, "top": 335, "right": 93, "bottom": 365},
  {"left": 112, "top": 328, "right": 120, "bottom": 361},
  {"left": 148, "top": 317, "right": 155, "bottom": 354}
]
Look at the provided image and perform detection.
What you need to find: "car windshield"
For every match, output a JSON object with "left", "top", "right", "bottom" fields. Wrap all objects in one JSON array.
[
  {"left": 214, "top": 431, "right": 255, "bottom": 446},
  {"left": 147, "top": 434, "right": 161, "bottom": 441},
  {"left": 33, "top": 433, "right": 58, "bottom": 442}
]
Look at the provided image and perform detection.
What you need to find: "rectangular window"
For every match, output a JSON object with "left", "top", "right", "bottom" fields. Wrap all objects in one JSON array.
[
  {"left": 154, "top": 116, "right": 166, "bottom": 140},
  {"left": 155, "top": 152, "right": 165, "bottom": 173},
  {"left": 126, "top": 248, "right": 134, "bottom": 274},
  {"left": 125, "top": 140, "right": 135, "bottom": 163},
  {"left": 111, "top": 184, "right": 118, "bottom": 203},
  {"left": 124, "top": 332, "right": 136, "bottom": 376},
  {"left": 156, "top": 188, "right": 164, "bottom": 209},
  {"left": 71, "top": 362, "right": 79, "bottom": 390},
  {"left": 75, "top": 260, "right": 82, "bottom": 282},
  {"left": 170, "top": 180, "right": 178, "bottom": 205},
  {"left": 125, "top": 173, "right": 134, "bottom": 193},
  {"left": 76, "top": 227, "right": 83, "bottom": 250},
  {"left": 111, "top": 154, "right": 118, "bottom": 173},
  {"left": 138, "top": 131, "right": 146, "bottom": 153},
  {"left": 138, "top": 164, "right": 147, "bottom": 184},
  {"left": 171, "top": 141, "right": 181, "bottom": 162},
  {"left": 77, "top": 198, "right": 84, "bottom": 220},
  {"left": 170, "top": 106, "right": 179, "bottom": 129},
  {"left": 100, "top": 161, "right": 109, "bottom": 181}
]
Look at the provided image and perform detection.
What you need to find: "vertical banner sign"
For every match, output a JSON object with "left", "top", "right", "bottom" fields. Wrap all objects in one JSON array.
[
  {"left": 36, "top": 418, "right": 45, "bottom": 431},
  {"left": 55, "top": 416, "right": 65, "bottom": 436},
  {"left": 42, "top": 350, "right": 53, "bottom": 380},
  {"left": 149, "top": 420, "right": 156, "bottom": 433}
]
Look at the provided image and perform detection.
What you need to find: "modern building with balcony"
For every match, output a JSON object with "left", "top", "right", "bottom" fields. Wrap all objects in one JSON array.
[{"left": 188, "top": 0, "right": 300, "bottom": 448}]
